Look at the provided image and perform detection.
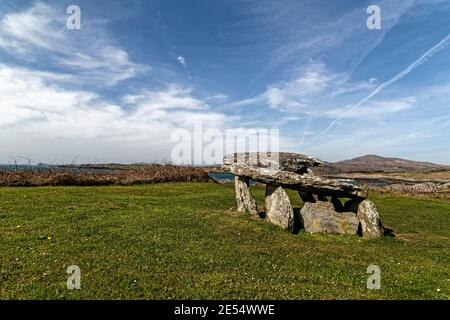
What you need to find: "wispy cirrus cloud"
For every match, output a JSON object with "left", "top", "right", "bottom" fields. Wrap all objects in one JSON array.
[
  {"left": 227, "top": 61, "right": 377, "bottom": 114},
  {"left": 225, "top": 0, "right": 415, "bottom": 75},
  {"left": 321, "top": 97, "right": 417, "bottom": 119},
  {"left": 0, "top": 1, "right": 147, "bottom": 86},
  {"left": 309, "top": 31, "right": 450, "bottom": 144},
  {"left": 176, "top": 54, "right": 192, "bottom": 79}
]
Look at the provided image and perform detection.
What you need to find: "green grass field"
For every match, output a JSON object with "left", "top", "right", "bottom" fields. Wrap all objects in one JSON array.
[{"left": 0, "top": 182, "right": 449, "bottom": 299}]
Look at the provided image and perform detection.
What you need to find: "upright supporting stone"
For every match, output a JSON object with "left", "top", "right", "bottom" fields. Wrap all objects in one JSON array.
[
  {"left": 265, "top": 184, "right": 294, "bottom": 230},
  {"left": 300, "top": 202, "right": 359, "bottom": 235},
  {"left": 298, "top": 191, "right": 317, "bottom": 203},
  {"left": 357, "top": 200, "right": 384, "bottom": 238},
  {"left": 317, "top": 194, "right": 328, "bottom": 202},
  {"left": 235, "top": 176, "right": 258, "bottom": 215}
]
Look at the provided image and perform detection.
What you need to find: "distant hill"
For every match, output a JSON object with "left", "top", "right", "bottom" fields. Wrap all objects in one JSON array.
[{"left": 314, "top": 155, "right": 450, "bottom": 174}]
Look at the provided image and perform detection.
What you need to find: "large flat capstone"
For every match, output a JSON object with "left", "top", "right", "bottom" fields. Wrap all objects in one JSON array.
[
  {"left": 223, "top": 163, "right": 367, "bottom": 199},
  {"left": 223, "top": 152, "right": 323, "bottom": 173}
]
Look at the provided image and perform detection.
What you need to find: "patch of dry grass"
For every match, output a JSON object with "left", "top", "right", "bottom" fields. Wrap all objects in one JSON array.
[{"left": 0, "top": 165, "right": 209, "bottom": 187}]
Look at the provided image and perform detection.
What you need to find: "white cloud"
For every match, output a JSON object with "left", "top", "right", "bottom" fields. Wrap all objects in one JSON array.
[
  {"left": 229, "top": 61, "right": 375, "bottom": 113},
  {"left": 322, "top": 97, "right": 417, "bottom": 119},
  {"left": 123, "top": 85, "right": 207, "bottom": 111},
  {"left": 205, "top": 94, "right": 229, "bottom": 103},
  {"left": 0, "top": 1, "right": 147, "bottom": 85},
  {"left": 176, "top": 54, "right": 192, "bottom": 79},
  {"left": 177, "top": 55, "right": 186, "bottom": 66},
  {"left": 0, "top": 63, "right": 232, "bottom": 162},
  {"left": 0, "top": 3, "right": 238, "bottom": 163},
  {"left": 264, "top": 62, "right": 338, "bottom": 112}
]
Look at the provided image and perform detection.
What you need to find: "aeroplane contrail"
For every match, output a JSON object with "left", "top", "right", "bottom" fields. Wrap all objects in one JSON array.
[{"left": 307, "top": 32, "right": 450, "bottom": 145}]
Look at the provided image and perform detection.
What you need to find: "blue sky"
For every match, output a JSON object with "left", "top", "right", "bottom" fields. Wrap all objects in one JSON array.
[{"left": 1, "top": 0, "right": 450, "bottom": 164}]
